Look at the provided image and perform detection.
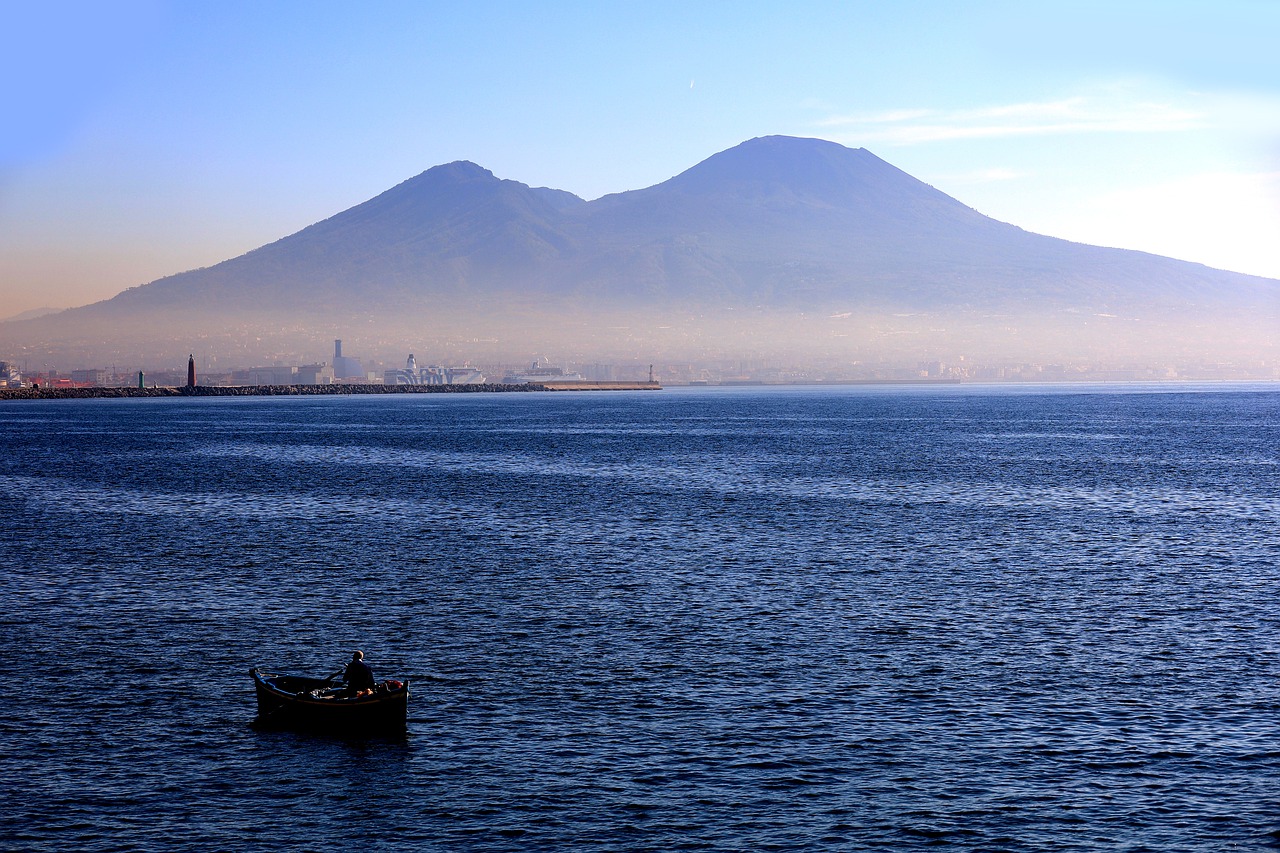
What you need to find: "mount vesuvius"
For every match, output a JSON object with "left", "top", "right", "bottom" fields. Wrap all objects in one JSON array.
[{"left": 7, "top": 136, "right": 1278, "bottom": 366}]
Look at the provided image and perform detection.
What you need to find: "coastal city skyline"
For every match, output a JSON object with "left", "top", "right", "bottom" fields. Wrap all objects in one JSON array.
[{"left": 6, "top": 341, "right": 1275, "bottom": 392}]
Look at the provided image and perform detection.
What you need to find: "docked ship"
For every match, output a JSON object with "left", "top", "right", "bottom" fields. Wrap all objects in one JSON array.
[
  {"left": 385, "top": 354, "right": 486, "bottom": 385},
  {"left": 501, "top": 360, "right": 584, "bottom": 384}
]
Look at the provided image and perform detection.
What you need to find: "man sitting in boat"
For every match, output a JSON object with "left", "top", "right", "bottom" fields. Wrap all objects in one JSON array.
[{"left": 343, "top": 650, "right": 377, "bottom": 697}]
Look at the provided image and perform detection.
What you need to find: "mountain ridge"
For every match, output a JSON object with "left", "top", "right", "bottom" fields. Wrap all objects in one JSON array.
[
  {"left": 66, "top": 135, "right": 1280, "bottom": 313},
  {"left": 6, "top": 135, "right": 1277, "bottom": 365}
]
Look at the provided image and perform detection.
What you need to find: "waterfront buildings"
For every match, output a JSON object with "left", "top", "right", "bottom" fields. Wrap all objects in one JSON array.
[
  {"left": 384, "top": 354, "right": 486, "bottom": 385},
  {"left": 332, "top": 340, "right": 366, "bottom": 380}
]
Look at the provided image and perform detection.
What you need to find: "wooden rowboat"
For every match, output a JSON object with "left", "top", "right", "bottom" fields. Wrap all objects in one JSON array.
[{"left": 250, "top": 667, "right": 409, "bottom": 733}]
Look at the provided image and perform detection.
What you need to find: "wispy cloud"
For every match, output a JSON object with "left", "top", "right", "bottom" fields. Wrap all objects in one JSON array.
[{"left": 817, "top": 93, "right": 1204, "bottom": 145}]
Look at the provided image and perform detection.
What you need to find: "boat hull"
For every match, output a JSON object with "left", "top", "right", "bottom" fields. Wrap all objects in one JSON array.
[{"left": 250, "top": 668, "right": 409, "bottom": 734}]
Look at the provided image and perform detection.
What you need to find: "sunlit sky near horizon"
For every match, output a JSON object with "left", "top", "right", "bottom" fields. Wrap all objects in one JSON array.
[{"left": 2, "top": 0, "right": 1279, "bottom": 317}]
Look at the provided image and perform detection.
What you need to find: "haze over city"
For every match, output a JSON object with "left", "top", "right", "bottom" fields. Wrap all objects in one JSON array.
[{"left": 2, "top": 1, "right": 1279, "bottom": 379}]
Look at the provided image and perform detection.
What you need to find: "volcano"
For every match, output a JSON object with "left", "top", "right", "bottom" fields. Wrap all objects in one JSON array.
[{"left": 6, "top": 136, "right": 1278, "bottom": 366}]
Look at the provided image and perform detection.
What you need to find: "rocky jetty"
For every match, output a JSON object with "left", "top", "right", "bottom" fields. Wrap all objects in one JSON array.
[{"left": 0, "top": 383, "right": 551, "bottom": 401}]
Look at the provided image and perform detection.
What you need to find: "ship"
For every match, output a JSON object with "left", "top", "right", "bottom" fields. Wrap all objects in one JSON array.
[
  {"left": 385, "top": 354, "right": 487, "bottom": 385},
  {"left": 501, "top": 360, "right": 584, "bottom": 384}
]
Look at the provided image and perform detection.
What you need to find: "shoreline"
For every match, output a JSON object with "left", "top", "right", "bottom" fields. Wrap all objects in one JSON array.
[{"left": 0, "top": 381, "right": 662, "bottom": 400}]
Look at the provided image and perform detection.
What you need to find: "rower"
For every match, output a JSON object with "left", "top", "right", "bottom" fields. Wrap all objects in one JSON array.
[{"left": 343, "top": 650, "right": 377, "bottom": 696}]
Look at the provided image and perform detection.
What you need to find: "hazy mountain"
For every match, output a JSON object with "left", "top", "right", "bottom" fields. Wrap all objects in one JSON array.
[
  {"left": 1, "top": 307, "right": 62, "bottom": 323},
  {"left": 565, "top": 136, "right": 1277, "bottom": 313},
  {"left": 5, "top": 136, "right": 1278, "bottom": 367}
]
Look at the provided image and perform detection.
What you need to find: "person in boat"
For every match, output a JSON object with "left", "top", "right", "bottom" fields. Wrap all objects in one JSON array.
[{"left": 342, "top": 650, "right": 377, "bottom": 696}]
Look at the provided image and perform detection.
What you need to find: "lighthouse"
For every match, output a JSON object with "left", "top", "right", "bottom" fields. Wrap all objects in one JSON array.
[{"left": 187, "top": 355, "right": 196, "bottom": 388}]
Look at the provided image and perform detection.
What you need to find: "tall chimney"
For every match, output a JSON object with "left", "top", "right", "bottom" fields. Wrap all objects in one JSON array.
[{"left": 187, "top": 354, "right": 196, "bottom": 388}]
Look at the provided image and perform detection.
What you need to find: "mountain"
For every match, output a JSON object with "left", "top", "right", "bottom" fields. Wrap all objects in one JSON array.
[
  {"left": 1, "top": 307, "right": 62, "bottom": 323},
  {"left": 566, "top": 137, "right": 1276, "bottom": 313},
  {"left": 5, "top": 136, "right": 1278, "bottom": 366},
  {"left": 101, "top": 160, "right": 583, "bottom": 312}
]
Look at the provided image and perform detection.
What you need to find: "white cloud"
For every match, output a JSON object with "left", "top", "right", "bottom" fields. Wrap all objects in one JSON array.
[
  {"left": 818, "top": 92, "right": 1205, "bottom": 145},
  {"left": 1035, "top": 170, "right": 1280, "bottom": 279},
  {"left": 814, "top": 81, "right": 1280, "bottom": 278}
]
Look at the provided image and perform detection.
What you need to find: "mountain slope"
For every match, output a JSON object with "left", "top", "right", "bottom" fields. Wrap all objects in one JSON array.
[
  {"left": 75, "top": 135, "right": 1280, "bottom": 315},
  {"left": 560, "top": 136, "right": 1276, "bottom": 312},
  {"left": 7, "top": 135, "right": 1278, "bottom": 366},
  {"left": 103, "top": 161, "right": 582, "bottom": 313}
]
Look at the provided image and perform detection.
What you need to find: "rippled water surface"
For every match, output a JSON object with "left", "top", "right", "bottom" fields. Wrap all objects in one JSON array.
[{"left": 2, "top": 385, "right": 1278, "bottom": 850}]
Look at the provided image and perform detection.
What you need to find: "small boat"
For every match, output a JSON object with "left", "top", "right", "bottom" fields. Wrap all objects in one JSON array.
[{"left": 250, "top": 667, "right": 410, "bottom": 733}]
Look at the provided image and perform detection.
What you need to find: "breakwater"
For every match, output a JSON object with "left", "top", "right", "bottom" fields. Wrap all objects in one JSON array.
[
  {"left": 537, "top": 380, "right": 662, "bottom": 391},
  {"left": 0, "top": 381, "right": 661, "bottom": 401}
]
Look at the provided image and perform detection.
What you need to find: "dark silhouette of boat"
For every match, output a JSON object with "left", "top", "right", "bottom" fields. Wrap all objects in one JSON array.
[{"left": 250, "top": 667, "right": 409, "bottom": 733}]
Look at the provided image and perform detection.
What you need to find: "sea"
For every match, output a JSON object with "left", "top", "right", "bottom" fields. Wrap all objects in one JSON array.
[{"left": 1, "top": 384, "right": 1277, "bottom": 851}]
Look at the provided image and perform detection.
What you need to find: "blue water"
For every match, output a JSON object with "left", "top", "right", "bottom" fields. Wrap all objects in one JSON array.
[{"left": 2, "top": 385, "right": 1278, "bottom": 851}]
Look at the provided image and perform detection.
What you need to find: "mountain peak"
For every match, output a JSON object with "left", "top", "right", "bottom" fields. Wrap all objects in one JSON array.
[
  {"left": 338, "top": 160, "right": 504, "bottom": 219},
  {"left": 655, "top": 134, "right": 943, "bottom": 212},
  {"left": 402, "top": 160, "right": 497, "bottom": 188},
  {"left": 430, "top": 159, "right": 492, "bottom": 178}
]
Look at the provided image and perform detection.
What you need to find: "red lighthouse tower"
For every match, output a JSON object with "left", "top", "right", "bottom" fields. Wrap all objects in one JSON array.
[{"left": 187, "top": 354, "right": 196, "bottom": 388}]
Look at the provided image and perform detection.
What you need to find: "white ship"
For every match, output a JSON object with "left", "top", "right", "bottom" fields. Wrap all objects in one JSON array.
[
  {"left": 502, "top": 360, "right": 584, "bottom": 384},
  {"left": 385, "top": 354, "right": 486, "bottom": 385}
]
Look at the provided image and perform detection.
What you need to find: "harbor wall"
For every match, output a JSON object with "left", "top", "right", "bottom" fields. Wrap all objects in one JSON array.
[
  {"left": 536, "top": 381, "right": 662, "bottom": 391},
  {"left": 0, "top": 381, "right": 662, "bottom": 401}
]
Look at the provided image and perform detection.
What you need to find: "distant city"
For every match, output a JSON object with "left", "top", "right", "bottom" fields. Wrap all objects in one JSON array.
[{"left": 1, "top": 337, "right": 1275, "bottom": 391}]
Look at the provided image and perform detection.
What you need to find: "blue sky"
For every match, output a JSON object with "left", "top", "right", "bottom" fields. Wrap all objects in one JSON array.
[{"left": 3, "top": 0, "right": 1278, "bottom": 315}]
